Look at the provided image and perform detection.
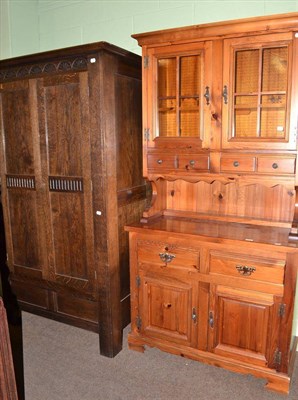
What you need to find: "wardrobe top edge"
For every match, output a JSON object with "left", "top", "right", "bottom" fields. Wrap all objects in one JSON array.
[
  {"left": 132, "top": 12, "right": 298, "bottom": 46},
  {"left": 0, "top": 41, "right": 140, "bottom": 68}
]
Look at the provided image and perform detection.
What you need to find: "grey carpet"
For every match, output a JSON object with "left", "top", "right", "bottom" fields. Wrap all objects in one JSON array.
[{"left": 23, "top": 311, "right": 298, "bottom": 400}]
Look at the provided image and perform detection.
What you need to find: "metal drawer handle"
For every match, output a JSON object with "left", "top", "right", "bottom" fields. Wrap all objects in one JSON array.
[
  {"left": 159, "top": 252, "right": 175, "bottom": 264},
  {"left": 236, "top": 265, "right": 256, "bottom": 276},
  {"left": 157, "top": 159, "right": 163, "bottom": 164},
  {"left": 204, "top": 86, "right": 210, "bottom": 105},
  {"left": 209, "top": 311, "right": 214, "bottom": 328},
  {"left": 272, "top": 163, "right": 278, "bottom": 169},
  {"left": 233, "top": 161, "right": 239, "bottom": 167},
  {"left": 189, "top": 160, "right": 195, "bottom": 166}
]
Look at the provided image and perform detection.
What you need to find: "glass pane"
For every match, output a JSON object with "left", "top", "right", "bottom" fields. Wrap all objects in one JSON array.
[
  {"left": 180, "top": 55, "right": 201, "bottom": 96},
  {"left": 159, "top": 99, "right": 177, "bottom": 137},
  {"left": 262, "top": 47, "right": 288, "bottom": 92},
  {"left": 234, "top": 108, "right": 258, "bottom": 138},
  {"left": 261, "top": 94, "right": 285, "bottom": 106},
  {"left": 235, "top": 49, "right": 259, "bottom": 93},
  {"left": 158, "top": 58, "right": 176, "bottom": 98},
  {"left": 158, "top": 58, "right": 177, "bottom": 136},
  {"left": 234, "top": 96, "right": 258, "bottom": 138},
  {"left": 180, "top": 97, "right": 200, "bottom": 137},
  {"left": 260, "top": 108, "right": 286, "bottom": 138}
]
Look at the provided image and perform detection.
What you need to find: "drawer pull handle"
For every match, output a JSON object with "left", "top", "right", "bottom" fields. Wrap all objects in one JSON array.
[
  {"left": 233, "top": 161, "right": 239, "bottom": 167},
  {"left": 192, "top": 307, "right": 197, "bottom": 324},
  {"left": 157, "top": 159, "right": 163, "bottom": 164},
  {"left": 236, "top": 265, "right": 256, "bottom": 276},
  {"left": 204, "top": 86, "right": 210, "bottom": 105},
  {"left": 222, "top": 85, "right": 228, "bottom": 104},
  {"left": 159, "top": 252, "right": 175, "bottom": 264},
  {"left": 272, "top": 163, "right": 278, "bottom": 169},
  {"left": 189, "top": 160, "right": 195, "bottom": 166},
  {"left": 209, "top": 311, "right": 214, "bottom": 328}
]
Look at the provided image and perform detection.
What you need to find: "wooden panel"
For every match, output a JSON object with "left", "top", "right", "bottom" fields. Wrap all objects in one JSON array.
[
  {"left": 0, "top": 81, "right": 35, "bottom": 174},
  {"left": 8, "top": 190, "right": 43, "bottom": 270},
  {"left": 147, "top": 153, "right": 177, "bottom": 171},
  {"left": 137, "top": 238, "right": 200, "bottom": 272},
  {"left": 140, "top": 272, "right": 197, "bottom": 347},
  {"left": 55, "top": 293, "right": 98, "bottom": 322},
  {"left": 40, "top": 71, "right": 95, "bottom": 292},
  {"left": 178, "top": 154, "right": 210, "bottom": 172},
  {"left": 44, "top": 73, "right": 83, "bottom": 176},
  {"left": 209, "top": 285, "right": 280, "bottom": 367},
  {"left": 220, "top": 155, "right": 256, "bottom": 173},
  {"left": 115, "top": 74, "right": 143, "bottom": 191},
  {"left": 50, "top": 192, "right": 88, "bottom": 279},
  {"left": 209, "top": 252, "right": 285, "bottom": 285},
  {"left": 166, "top": 180, "right": 295, "bottom": 223},
  {"left": 11, "top": 281, "right": 50, "bottom": 309},
  {"left": 257, "top": 156, "right": 296, "bottom": 174}
]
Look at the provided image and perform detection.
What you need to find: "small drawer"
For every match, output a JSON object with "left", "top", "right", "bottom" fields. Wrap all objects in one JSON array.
[
  {"left": 147, "top": 154, "right": 177, "bottom": 171},
  {"left": 209, "top": 252, "right": 285, "bottom": 285},
  {"left": 137, "top": 239, "right": 200, "bottom": 272},
  {"left": 257, "top": 156, "right": 296, "bottom": 174},
  {"left": 179, "top": 155, "right": 210, "bottom": 172},
  {"left": 220, "top": 155, "right": 256, "bottom": 173}
]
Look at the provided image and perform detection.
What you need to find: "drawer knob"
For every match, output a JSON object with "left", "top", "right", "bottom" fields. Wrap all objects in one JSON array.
[
  {"left": 272, "top": 163, "right": 278, "bottom": 169},
  {"left": 159, "top": 252, "right": 175, "bottom": 264},
  {"left": 157, "top": 159, "right": 163, "bottom": 164},
  {"left": 233, "top": 161, "right": 239, "bottom": 167},
  {"left": 189, "top": 160, "right": 195, "bottom": 166},
  {"left": 236, "top": 265, "right": 256, "bottom": 276}
]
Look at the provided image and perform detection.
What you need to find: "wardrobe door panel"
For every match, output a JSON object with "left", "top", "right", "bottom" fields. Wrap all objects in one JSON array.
[
  {"left": 40, "top": 72, "right": 95, "bottom": 292},
  {"left": 0, "top": 81, "right": 45, "bottom": 277}
]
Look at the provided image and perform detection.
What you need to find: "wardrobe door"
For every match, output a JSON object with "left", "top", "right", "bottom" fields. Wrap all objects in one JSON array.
[
  {"left": 0, "top": 79, "right": 47, "bottom": 280},
  {"left": 38, "top": 71, "right": 96, "bottom": 294}
]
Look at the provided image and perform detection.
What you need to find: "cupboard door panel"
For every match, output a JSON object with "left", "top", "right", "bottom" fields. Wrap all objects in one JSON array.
[
  {"left": 146, "top": 41, "right": 212, "bottom": 148},
  {"left": 222, "top": 32, "right": 295, "bottom": 150},
  {"left": 0, "top": 82, "right": 35, "bottom": 174},
  {"left": 139, "top": 272, "right": 198, "bottom": 347},
  {"left": 8, "top": 191, "right": 42, "bottom": 271},
  {"left": 209, "top": 285, "right": 281, "bottom": 368}
]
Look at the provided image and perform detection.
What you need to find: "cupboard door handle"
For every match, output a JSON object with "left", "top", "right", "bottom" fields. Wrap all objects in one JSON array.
[
  {"left": 204, "top": 86, "right": 210, "bottom": 105},
  {"left": 272, "top": 163, "right": 278, "bottom": 169},
  {"left": 236, "top": 265, "right": 256, "bottom": 276},
  {"left": 222, "top": 85, "right": 228, "bottom": 104},
  {"left": 192, "top": 307, "right": 197, "bottom": 324},
  {"left": 209, "top": 311, "right": 214, "bottom": 328},
  {"left": 159, "top": 252, "right": 175, "bottom": 264}
]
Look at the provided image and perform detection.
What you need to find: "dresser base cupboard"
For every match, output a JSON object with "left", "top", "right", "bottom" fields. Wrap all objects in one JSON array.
[
  {"left": 0, "top": 42, "right": 146, "bottom": 357},
  {"left": 126, "top": 13, "right": 298, "bottom": 394}
]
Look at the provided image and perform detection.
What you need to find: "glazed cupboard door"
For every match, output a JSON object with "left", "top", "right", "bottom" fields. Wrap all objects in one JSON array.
[
  {"left": 222, "top": 32, "right": 297, "bottom": 150},
  {"left": 145, "top": 42, "right": 212, "bottom": 148},
  {"left": 38, "top": 71, "right": 96, "bottom": 294},
  {"left": 0, "top": 80, "right": 48, "bottom": 280},
  {"left": 208, "top": 285, "right": 282, "bottom": 369}
]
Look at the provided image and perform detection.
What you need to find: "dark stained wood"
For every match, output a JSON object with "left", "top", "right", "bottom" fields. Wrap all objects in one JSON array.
[
  {"left": 126, "top": 12, "right": 298, "bottom": 395},
  {"left": 0, "top": 42, "right": 146, "bottom": 357}
]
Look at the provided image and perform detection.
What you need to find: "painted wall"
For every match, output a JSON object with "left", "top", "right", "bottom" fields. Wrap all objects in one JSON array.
[
  {"left": 1, "top": 0, "right": 298, "bottom": 59},
  {"left": 1, "top": 0, "right": 298, "bottom": 337}
]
